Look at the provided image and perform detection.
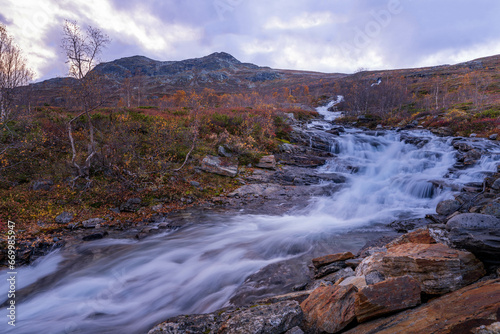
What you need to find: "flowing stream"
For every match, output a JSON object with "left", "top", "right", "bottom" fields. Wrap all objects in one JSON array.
[{"left": 2, "top": 109, "right": 499, "bottom": 333}]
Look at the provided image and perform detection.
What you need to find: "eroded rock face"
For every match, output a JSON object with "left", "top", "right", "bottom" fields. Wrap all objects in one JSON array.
[
  {"left": 300, "top": 284, "right": 357, "bottom": 334},
  {"left": 355, "top": 276, "right": 421, "bottom": 323},
  {"left": 355, "top": 243, "right": 485, "bottom": 294},
  {"left": 201, "top": 155, "right": 238, "bottom": 177},
  {"left": 344, "top": 278, "right": 500, "bottom": 334}
]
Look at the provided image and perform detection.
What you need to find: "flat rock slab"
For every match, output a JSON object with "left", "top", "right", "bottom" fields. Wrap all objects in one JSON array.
[
  {"left": 356, "top": 242, "right": 485, "bottom": 295},
  {"left": 344, "top": 278, "right": 500, "bottom": 334},
  {"left": 312, "top": 252, "right": 354, "bottom": 269}
]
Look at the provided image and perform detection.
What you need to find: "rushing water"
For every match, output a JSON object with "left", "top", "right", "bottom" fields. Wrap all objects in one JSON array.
[{"left": 2, "top": 115, "right": 499, "bottom": 333}]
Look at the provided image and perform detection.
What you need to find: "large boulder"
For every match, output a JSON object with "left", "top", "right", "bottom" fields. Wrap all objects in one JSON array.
[
  {"left": 446, "top": 213, "right": 500, "bottom": 266},
  {"left": 344, "top": 278, "right": 500, "bottom": 334},
  {"left": 300, "top": 284, "right": 357, "bottom": 333},
  {"left": 355, "top": 243, "right": 485, "bottom": 295},
  {"left": 355, "top": 276, "right": 421, "bottom": 323},
  {"left": 201, "top": 155, "right": 238, "bottom": 177}
]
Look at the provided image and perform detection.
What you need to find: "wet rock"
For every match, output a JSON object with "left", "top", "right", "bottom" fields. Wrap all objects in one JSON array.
[
  {"left": 489, "top": 134, "right": 498, "bottom": 140},
  {"left": 312, "top": 252, "right": 354, "bottom": 269},
  {"left": 344, "top": 278, "right": 500, "bottom": 334},
  {"left": 491, "top": 178, "right": 500, "bottom": 191},
  {"left": 436, "top": 199, "right": 461, "bottom": 215},
  {"left": 446, "top": 213, "right": 500, "bottom": 266},
  {"left": 148, "top": 312, "right": 223, "bottom": 334},
  {"left": 315, "top": 261, "right": 346, "bottom": 279},
  {"left": 355, "top": 243, "right": 485, "bottom": 295},
  {"left": 32, "top": 180, "right": 53, "bottom": 191},
  {"left": 228, "top": 183, "right": 284, "bottom": 198},
  {"left": 218, "top": 301, "right": 303, "bottom": 334},
  {"left": 55, "top": 211, "right": 73, "bottom": 224},
  {"left": 321, "top": 267, "right": 355, "bottom": 284},
  {"left": 82, "top": 231, "right": 108, "bottom": 241},
  {"left": 201, "top": 155, "right": 238, "bottom": 177},
  {"left": 301, "top": 284, "right": 357, "bottom": 334},
  {"left": 120, "top": 198, "right": 142, "bottom": 212},
  {"left": 256, "top": 155, "right": 277, "bottom": 170},
  {"left": 355, "top": 276, "right": 421, "bottom": 323},
  {"left": 388, "top": 218, "right": 432, "bottom": 233},
  {"left": 82, "top": 218, "right": 105, "bottom": 228}
]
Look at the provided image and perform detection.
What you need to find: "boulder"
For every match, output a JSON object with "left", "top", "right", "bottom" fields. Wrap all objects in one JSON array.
[
  {"left": 256, "top": 155, "right": 277, "bottom": 170},
  {"left": 300, "top": 284, "right": 357, "bottom": 334},
  {"left": 354, "top": 276, "right": 421, "bottom": 323},
  {"left": 446, "top": 213, "right": 500, "bottom": 266},
  {"left": 344, "top": 278, "right": 500, "bottom": 334},
  {"left": 218, "top": 301, "right": 303, "bottom": 334},
  {"left": 201, "top": 155, "right": 238, "bottom": 177},
  {"left": 355, "top": 243, "right": 485, "bottom": 295},
  {"left": 315, "top": 261, "right": 346, "bottom": 279},
  {"left": 312, "top": 252, "right": 355, "bottom": 269},
  {"left": 82, "top": 218, "right": 105, "bottom": 228},
  {"left": 481, "top": 201, "right": 500, "bottom": 218},
  {"left": 55, "top": 211, "right": 73, "bottom": 224},
  {"left": 436, "top": 199, "right": 461, "bottom": 215}
]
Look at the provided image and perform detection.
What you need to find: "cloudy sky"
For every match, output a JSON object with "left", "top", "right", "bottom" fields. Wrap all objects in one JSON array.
[{"left": 2, "top": 0, "right": 500, "bottom": 81}]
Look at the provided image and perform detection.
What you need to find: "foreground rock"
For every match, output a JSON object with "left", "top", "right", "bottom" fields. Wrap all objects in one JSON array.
[
  {"left": 354, "top": 276, "right": 421, "bottom": 323},
  {"left": 344, "top": 278, "right": 500, "bottom": 334},
  {"left": 355, "top": 242, "right": 485, "bottom": 294},
  {"left": 445, "top": 213, "right": 500, "bottom": 266},
  {"left": 148, "top": 300, "right": 303, "bottom": 334},
  {"left": 300, "top": 284, "right": 357, "bottom": 333}
]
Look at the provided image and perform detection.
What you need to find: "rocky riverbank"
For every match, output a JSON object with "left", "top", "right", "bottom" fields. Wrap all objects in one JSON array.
[{"left": 147, "top": 124, "right": 500, "bottom": 333}]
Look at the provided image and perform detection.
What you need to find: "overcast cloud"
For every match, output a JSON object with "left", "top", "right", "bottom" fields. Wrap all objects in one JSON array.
[{"left": 2, "top": 0, "right": 500, "bottom": 81}]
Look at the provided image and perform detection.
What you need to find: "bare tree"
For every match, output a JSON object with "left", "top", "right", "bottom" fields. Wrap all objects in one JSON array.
[
  {"left": 0, "top": 24, "right": 33, "bottom": 123},
  {"left": 61, "top": 20, "right": 110, "bottom": 187}
]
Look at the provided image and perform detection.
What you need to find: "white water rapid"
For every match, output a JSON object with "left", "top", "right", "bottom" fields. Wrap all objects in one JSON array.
[{"left": 2, "top": 113, "right": 499, "bottom": 334}]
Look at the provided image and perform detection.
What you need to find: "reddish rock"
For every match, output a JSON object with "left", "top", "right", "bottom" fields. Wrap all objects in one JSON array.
[
  {"left": 300, "top": 284, "right": 357, "bottom": 333},
  {"left": 344, "top": 278, "right": 500, "bottom": 334},
  {"left": 356, "top": 243, "right": 485, "bottom": 294},
  {"left": 312, "top": 252, "right": 354, "bottom": 269},
  {"left": 386, "top": 229, "right": 436, "bottom": 247},
  {"left": 355, "top": 276, "right": 421, "bottom": 323}
]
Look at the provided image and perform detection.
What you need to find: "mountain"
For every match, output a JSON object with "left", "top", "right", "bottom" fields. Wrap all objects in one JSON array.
[
  {"left": 26, "top": 52, "right": 500, "bottom": 108},
  {"left": 29, "top": 52, "right": 345, "bottom": 106}
]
